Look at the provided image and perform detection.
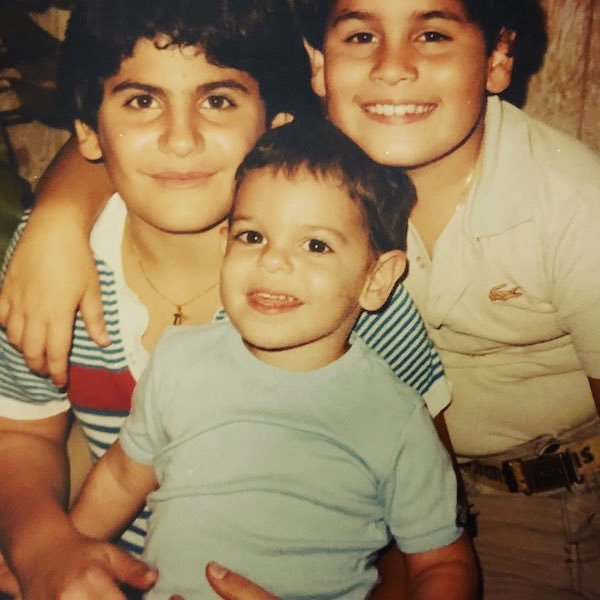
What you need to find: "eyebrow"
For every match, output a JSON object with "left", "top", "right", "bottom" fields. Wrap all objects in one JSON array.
[
  {"left": 330, "top": 10, "right": 374, "bottom": 29},
  {"left": 330, "top": 7, "right": 466, "bottom": 29},
  {"left": 416, "top": 10, "right": 466, "bottom": 24},
  {"left": 110, "top": 79, "right": 250, "bottom": 96}
]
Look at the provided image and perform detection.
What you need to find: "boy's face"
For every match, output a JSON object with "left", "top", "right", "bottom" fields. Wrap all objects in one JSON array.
[
  {"left": 221, "top": 168, "right": 377, "bottom": 368},
  {"left": 76, "top": 39, "right": 267, "bottom": 234},
  {"left": 310, "top": 0, "right": 512, "bottom": 169}
]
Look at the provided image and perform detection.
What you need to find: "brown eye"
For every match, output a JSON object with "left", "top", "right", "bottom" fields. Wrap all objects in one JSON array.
[
  {"left": 235, "top": 230, "right": 264, "bottom": 244},
  {"left": 346, "top": 31, "right": 376, "bottom": 44},
  {"left": 305, "top": 239, "right": 331, "bottom": 254}
]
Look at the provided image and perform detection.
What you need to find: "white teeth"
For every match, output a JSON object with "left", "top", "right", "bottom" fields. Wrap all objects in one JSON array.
[
  {"left": 365, "top": 103, "right": 434, "bottom": 116},
  {"left": 255, "top": 291, "right": 293, "bottom": 301}
]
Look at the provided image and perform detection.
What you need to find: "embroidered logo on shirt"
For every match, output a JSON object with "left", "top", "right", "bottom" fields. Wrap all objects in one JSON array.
[{"left": 488, "top": 283, "right": 523, "bottom": 301}]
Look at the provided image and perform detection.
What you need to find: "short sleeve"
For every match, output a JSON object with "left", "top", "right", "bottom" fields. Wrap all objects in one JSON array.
[
  {"left": 551, "top": 189, "right": 600, "bottom": 378},
  {"left": 381, "top": 403, "right": 461, "bottom": 554},
  {"left": 119, "top": 343, "right": 169, "bottom": 465},
  {"left": 354, "top": 283, "right": 451, "bottom": 417}
]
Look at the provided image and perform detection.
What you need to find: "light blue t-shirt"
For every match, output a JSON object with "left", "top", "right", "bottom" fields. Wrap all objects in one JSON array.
[{"left": 120, "top": 321, "right": 460, "bottom": 599}]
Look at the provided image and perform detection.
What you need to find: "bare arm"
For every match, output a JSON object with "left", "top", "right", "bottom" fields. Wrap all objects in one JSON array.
[
  {"left": 404, "top": 533, "right": 478, "bottom": 600},
  {"left": 0, "top": 415, "right": 155, "bottom": 599},
  {"left": 0, "top": 413, "right": 71, "bottom": 579},
  {"left": 71, "top": 441, "right": 158, "bottom": 540},
  {"left": 0, "top": 136, "right": 113, "bottom": 388}
]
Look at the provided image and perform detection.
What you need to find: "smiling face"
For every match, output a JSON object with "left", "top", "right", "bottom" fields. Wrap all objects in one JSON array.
[
  {"left": 76, "top": 38, "right": 267, "bottom": 235},
  {"left": 310, "top": 0, "right": 512, "bottom": 170},
  {"left": 220, "top": 167, "right": 382, "bottom": 370}
]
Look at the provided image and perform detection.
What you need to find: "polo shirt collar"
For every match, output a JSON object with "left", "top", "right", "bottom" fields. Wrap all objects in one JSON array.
[{"left": 468, "top": 96, "right": 537, "bottom": 238}]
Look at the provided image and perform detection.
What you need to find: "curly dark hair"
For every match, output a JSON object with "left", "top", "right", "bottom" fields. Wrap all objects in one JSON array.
[{"left": 59, "top": 0, "right": 319, "bottom": 129}]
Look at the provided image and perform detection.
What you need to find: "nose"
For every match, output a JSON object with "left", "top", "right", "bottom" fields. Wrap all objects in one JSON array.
[
  {"left": 160, "top": 106, "right": 204, "bottom": 157},
  {"left": 371, "top": 41, "right": 417, "bottom": 86},
  {"left": 259, "top": 243, "right": 293, "bottom": 274}
]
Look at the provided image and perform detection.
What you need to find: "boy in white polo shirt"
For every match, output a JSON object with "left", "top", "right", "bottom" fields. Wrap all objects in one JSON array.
[{"left": 291, "top": 0, "right": 600, "bottom": 597}]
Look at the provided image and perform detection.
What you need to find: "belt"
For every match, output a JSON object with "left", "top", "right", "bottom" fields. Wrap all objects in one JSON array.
[{"left": 460, "top": 435, "right": 600, "bottom": 495}]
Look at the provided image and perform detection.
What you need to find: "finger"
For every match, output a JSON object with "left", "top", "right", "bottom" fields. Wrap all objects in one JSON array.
[
  {"left": 80, "top": 285, "right": 110, "bottom": 348},
  {"left": 107, "top": 548, "right": 158, "bottom": 591},
  {"left": 205, "top": 562, "right": 277, "bottom": 600},
  {"left": 0, "top": 564, "right": 20, "bottom": 596},
  {"left": 45, "top": 315, "right": 77, "bottom": 388},
  {"left": 0, "top": 295, "right": 11, "bottom": 327},
  {"left": 5, "top": 310, "right": 25, "bottom": 352},
  {"left": 20, "top": 319, "right": 50, "bottom": 374}
]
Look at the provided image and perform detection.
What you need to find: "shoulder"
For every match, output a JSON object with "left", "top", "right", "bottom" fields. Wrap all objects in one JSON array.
[
  {"left": 493, "top": 99, "right": 600, "bottom": 194},
  {"left": 473, "top": 98, "right": 600, "bottom": 237},
  {"left": 349, "top": 337, "right": 424, "bottom": 413}
]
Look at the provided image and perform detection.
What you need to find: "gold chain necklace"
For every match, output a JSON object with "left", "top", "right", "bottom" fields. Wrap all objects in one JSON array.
[
  {"left": 133, "top": 248, "right": 218, "bottom": 325},
  {"left": 454, "top": 158, "right": 481, "bottom": 214}
]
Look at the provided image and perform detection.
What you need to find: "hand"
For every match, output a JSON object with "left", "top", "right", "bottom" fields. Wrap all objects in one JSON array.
[
  {"left": 0, "top": 222, "right": 109, "bottom": 388},
  {"left": 0, "top": 553, "right": 20, "bottom": 596},
  {"left": 204, "top": 562, "right": 278, "bottom": 600},
  {"left": 12, "top": 532, "right": 157, "bottom": 600}
]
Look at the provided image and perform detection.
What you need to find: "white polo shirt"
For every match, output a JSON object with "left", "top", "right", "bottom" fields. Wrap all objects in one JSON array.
[{"left": 406, "top": 96, "right": 600, "bottom": 458}]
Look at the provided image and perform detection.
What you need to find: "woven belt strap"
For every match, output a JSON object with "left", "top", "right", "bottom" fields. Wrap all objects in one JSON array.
[{"left": 460, "top": 435, "right": 600, "bottom": 494}]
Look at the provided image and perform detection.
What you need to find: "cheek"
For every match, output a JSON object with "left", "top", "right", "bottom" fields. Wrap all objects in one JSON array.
[
  {"left": 101, "top": 128, "right": 157, "bottom": 166},
  {"left": 221, "top": 251, "right": 250, "bottom": 288},
  {"left": 435, "top": 56, "right": 488, "bottom": 103},
  {"left": 226, "top": 108, "right": 267, "bottom": 158}
]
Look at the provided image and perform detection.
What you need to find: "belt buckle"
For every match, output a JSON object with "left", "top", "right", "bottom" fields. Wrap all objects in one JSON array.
[{"left": 502, "top": 452, "right": 577, "bottom": 494}]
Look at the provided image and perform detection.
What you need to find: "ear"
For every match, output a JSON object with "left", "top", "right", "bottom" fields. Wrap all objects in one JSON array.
[
  {"left": 486, "top": 28, "right": 516, "bottom": 94},
  {"left": 269, "top": 112, "right": 294, "bottom": 129},
  {"left": 74, "top": 119, "right": 103, "bottom": 161},
  {"left": 359, "top": 250, "right": 407, "bottom": 312},
  {"left": 303, "top": 38, "right": 326, "bottom": 99}
]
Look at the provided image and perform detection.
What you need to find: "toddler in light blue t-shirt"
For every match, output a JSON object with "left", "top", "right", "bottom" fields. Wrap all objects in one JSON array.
[{"left": 71, "top": 119, "right": 476, "bottom": 599}]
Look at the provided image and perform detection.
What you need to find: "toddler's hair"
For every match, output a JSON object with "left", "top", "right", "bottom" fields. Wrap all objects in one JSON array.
[{"left": 235, "top": 118, "right": 416, "bottom": 254}]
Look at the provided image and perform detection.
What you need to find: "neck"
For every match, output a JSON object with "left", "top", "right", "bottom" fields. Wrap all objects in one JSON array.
[
  {"left": 244, "top": 318, "right": 358, "bottom": 372},
  {"left": 248, "top": 340, "right": 350, "bottom": 372},
  {"left": 408, "top": 120, "right": 484, "bottom": 208},
  {"left": 125, "top": 215, "right": 225, "bottom": 280}
]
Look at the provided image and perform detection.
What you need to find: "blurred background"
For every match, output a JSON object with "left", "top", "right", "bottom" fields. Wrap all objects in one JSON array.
[{"left": 0, "top": 0, "right": 599, "bottom": 257}]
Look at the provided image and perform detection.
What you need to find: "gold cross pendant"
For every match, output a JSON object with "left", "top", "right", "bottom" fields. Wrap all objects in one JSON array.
[{"left": 173, "top": 305, "right": 183, "bottom": 325}]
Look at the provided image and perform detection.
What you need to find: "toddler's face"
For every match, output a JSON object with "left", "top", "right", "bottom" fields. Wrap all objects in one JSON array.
[
  {"left": 221, "top": 168, "right": 375, "bottom": 369},
  {"left": 311, "top": 0, "right": 506, "bottom": 170}
]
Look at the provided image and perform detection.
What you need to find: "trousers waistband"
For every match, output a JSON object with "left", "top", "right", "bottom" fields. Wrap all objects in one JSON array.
[{"left": 460, "top": 434, "right": 600, "bottom": 495}]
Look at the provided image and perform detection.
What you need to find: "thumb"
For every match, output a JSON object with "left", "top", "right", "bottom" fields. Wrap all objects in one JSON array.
[
  {"left": 106, "top": 547, "right": 158, "bottom": 591},
  {"left": 205, "top": 562, "right": 277, "bottom": 600},
  {"left": 80, "top": 282, "right": 111, "bottom": 348}
]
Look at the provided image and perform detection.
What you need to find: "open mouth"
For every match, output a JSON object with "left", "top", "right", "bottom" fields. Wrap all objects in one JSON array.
[
  {"left": 247, "top": 290, "right": 303, "bottom": 313},
  {"left": 362, "top": 102, "right": 436, "bottom": 118}
]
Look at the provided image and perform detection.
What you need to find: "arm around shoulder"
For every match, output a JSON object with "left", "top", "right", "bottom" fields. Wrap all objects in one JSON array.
[{"left": 0, "top": 136, "right": 113, "bottom": 387}]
